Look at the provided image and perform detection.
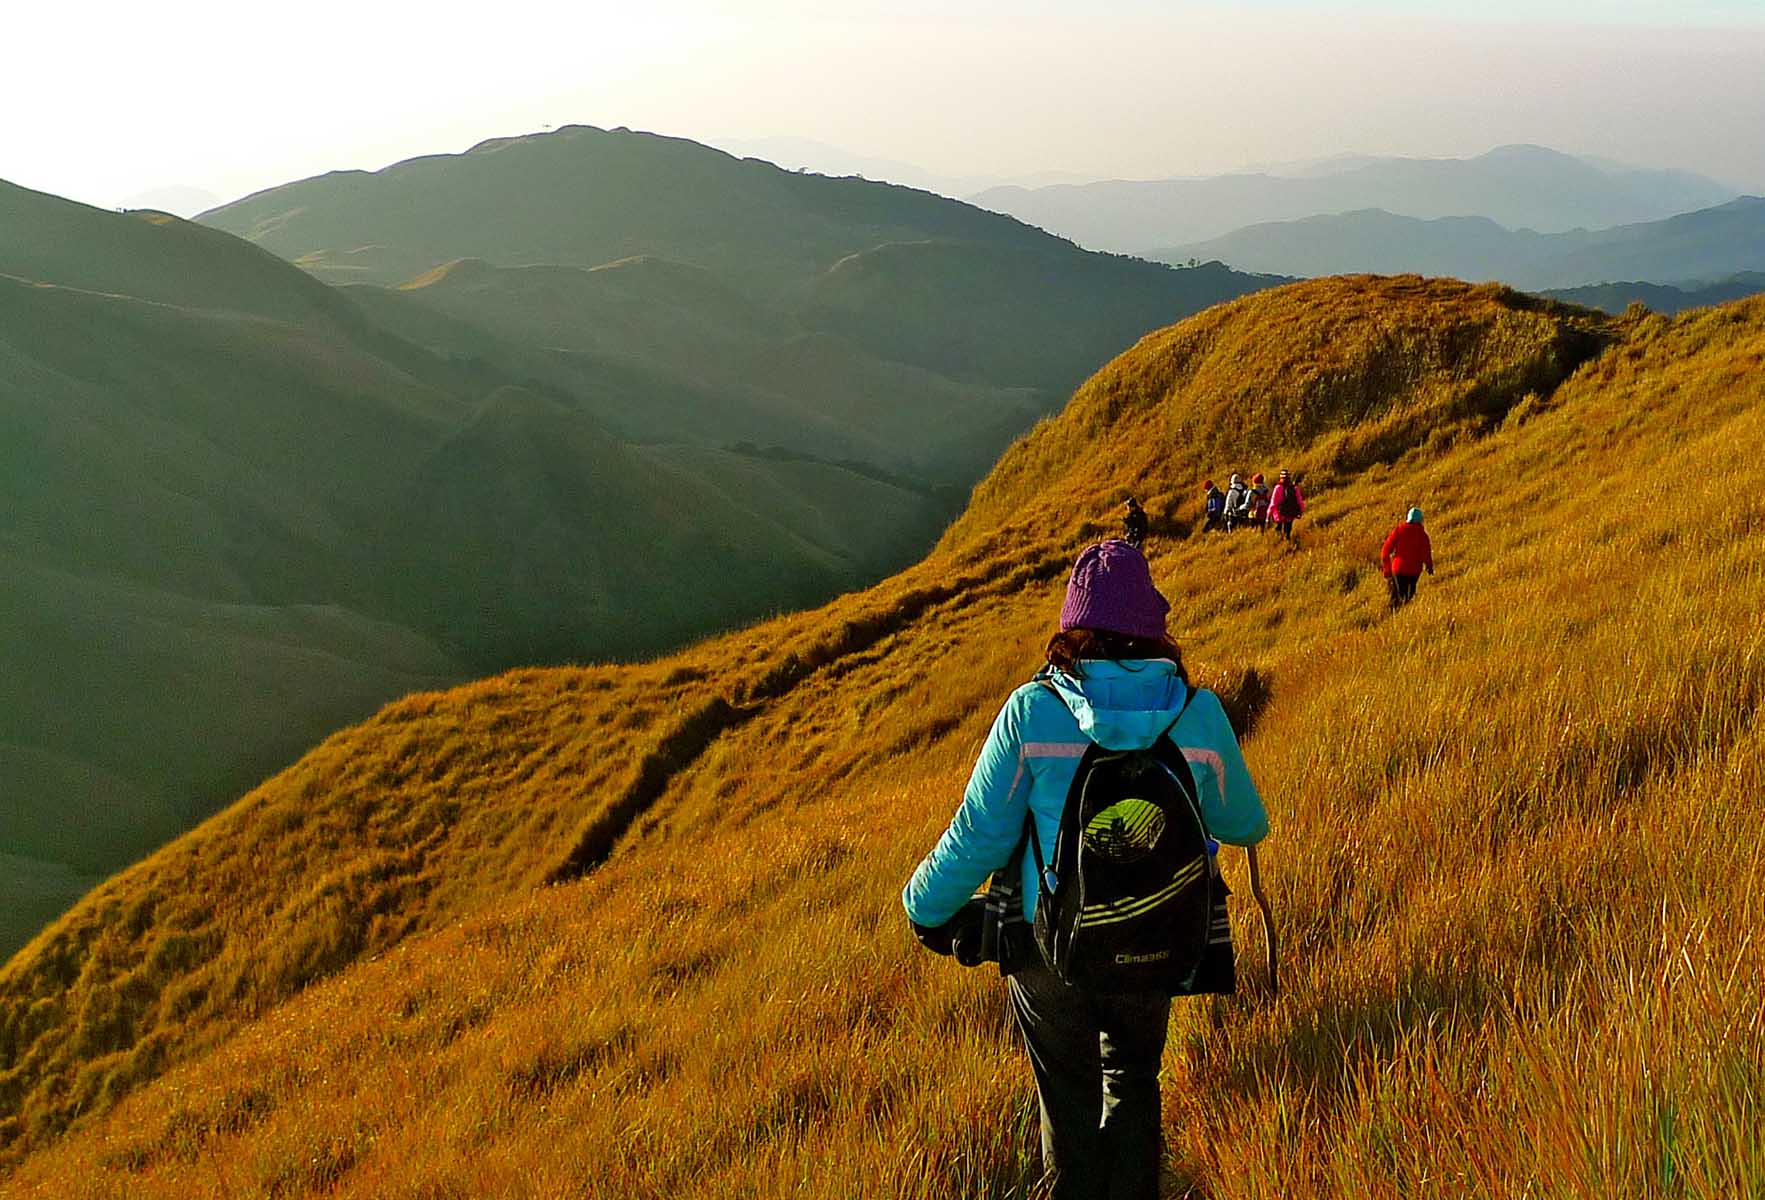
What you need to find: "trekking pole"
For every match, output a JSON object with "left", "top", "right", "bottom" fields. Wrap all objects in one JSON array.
[{"left": 1245, "top": 845, "right": 1277, "bottom": 996}]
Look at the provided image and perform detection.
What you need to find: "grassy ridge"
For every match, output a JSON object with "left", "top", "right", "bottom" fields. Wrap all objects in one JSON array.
[{"left": 4, "top": 281, "right": 1762, "bottom": 1196}]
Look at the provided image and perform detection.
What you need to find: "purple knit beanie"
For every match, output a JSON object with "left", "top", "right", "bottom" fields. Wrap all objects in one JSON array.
[{"left": 1059, "top": 539, "right": 1170, "bottom": 640}]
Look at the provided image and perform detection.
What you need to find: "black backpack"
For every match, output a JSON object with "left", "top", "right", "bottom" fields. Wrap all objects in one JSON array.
[{"left": 1011, "top": 683, "right": 1233, "bottom": 995}]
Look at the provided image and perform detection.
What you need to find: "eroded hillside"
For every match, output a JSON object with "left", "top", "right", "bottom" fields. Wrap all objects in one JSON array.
[{"left": 4, "top": 279, "right": 1761, "bottom": 1199}]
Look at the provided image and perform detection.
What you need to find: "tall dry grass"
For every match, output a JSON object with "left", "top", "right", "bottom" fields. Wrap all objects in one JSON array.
[{"left": 3, "top": 282, "right": 1762, "bottom": 1198}]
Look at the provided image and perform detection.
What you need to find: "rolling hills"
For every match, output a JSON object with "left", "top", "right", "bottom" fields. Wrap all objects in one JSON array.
[
  {"left": 198, "top": 124, "right": 1279, "bottom": 482},
  {"left": 0, "top": 181, "right": 958, "bottom": 959},
  {"left": 1147, "top": 197, "right": 1765, "bottom": 291},
  {"left": 4, "top": 276, "right": 1761, "bottom": 1198},
  {"left": 4, "top": 126, "right": 1279, "bottom": 959},
  {"left": 971, "top": 144, "right": 1738, "bottom": 254}
]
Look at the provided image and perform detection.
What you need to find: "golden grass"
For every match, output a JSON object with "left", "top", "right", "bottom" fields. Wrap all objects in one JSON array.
[{"left": 4, "top": 279, "right": 1762, "bottom": 1197}]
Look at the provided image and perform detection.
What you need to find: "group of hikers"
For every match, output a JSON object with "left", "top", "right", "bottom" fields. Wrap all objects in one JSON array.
[
  {"left": 1202, "top": 469, "right": 1306, "bottom": 539},
  {"left": 902, "top": 497, "right": 1439, "bottom": 1198},
  {"left": 1120, "top": 469, "right": 1309, "bottom": 551},
  {"left": 1125, "top": 474, "right": 1435, "bottom": 610}
]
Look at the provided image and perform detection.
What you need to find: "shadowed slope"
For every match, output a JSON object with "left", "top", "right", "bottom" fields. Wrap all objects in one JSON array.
[
  {"left": 0, "top": 181, "right": 348, "bottom": 325},
  {"left": 5, "top": 282, "right": 1762, "bottom": 1198},
  {"left": 375, "top": 256, "right": 1050, "bottom": 482},
  {"left": 0, "top": 182, "right": 969, "bottom": 961}
]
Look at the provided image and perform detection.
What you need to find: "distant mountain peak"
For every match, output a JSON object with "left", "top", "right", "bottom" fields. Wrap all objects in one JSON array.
[{"left": 1479, "top": 143, "right": 1577, "bottom": 162}]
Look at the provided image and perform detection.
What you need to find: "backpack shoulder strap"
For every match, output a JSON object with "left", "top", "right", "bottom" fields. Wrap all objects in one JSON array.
[{"left": 1151, "top": 684, "right": 1205, "bottom": 805}]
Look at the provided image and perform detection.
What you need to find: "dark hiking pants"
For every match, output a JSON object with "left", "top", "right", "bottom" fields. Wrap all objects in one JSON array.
[
  {"left": 1007, "top": 961, "right": 1171, "bottom": 1200},
  {"left": 1389, "top": 573, "right": 1419, "bottom": 607}
]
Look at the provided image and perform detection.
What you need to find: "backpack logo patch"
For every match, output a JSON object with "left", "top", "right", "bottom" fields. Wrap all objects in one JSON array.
[{"left": 1083, "top": 798, "right": 1167, "bottom": 862}]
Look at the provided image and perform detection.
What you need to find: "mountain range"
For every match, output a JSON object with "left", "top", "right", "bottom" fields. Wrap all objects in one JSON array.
[
  {"left": 1539, "top": 272, "right": 1765, "bottom": 316},
  {"left": 198, "top": 124, "right": 1276, "bottom": 483},
  {"left": 1147, "top": 197, "right": 1765, "bottom": 292},
  {"left": 972, "top": 144, "right": 1738, "bottom": 253},
  {"left": 3, "top": 276, "right": 1760, "bottom": 1196},
  {"left": 0, "top": 127, "right": 1276, "bottom": 959}
]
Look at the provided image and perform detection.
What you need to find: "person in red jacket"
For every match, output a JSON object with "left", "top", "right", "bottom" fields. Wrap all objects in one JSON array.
[{"left": 1380, "top": 507, "right": 1434, "bottom": 608}]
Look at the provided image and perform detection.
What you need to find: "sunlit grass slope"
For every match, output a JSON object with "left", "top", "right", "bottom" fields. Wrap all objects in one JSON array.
[{"left": 5, "top": 279, "right": 1763, "bottom": 1198}]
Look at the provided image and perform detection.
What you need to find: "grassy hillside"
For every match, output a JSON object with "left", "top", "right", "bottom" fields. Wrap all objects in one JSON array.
[
  {"left": 0, "top": 183, "right": 967, "bottom": 960},
  {"left": 0, "top": 181, "right": 348, "bottom": 325},
  {"left": 4, "top": 277, "right": 1761, "bottom": 1197}
]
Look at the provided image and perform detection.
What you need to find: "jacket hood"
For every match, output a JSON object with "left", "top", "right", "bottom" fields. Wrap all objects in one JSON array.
[{"left": 1043, "top": 658, "right": 1191, "bottom": 750}]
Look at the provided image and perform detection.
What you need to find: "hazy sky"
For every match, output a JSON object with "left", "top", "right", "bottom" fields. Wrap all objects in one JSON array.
[{"left": 7, "top": 0, "right": 1765, "bottom": 213}]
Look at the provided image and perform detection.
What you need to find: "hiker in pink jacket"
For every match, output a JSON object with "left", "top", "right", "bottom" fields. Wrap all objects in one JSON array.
[{"left": 1267, "top": 469, "right": 1306, "bottom": 542}]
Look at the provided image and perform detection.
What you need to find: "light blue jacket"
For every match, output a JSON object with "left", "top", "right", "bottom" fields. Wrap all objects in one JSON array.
[{"left": 902, "top": 659, "right": 1268, "bottom": 928}]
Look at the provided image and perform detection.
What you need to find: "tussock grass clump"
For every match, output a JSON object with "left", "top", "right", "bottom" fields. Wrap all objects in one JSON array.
[{"left": 3, "top": 281, "right": 1762, "bottom": 1197}]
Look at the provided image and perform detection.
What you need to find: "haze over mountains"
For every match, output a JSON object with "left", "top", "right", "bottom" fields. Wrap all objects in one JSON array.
[
  {"left": 0, "top": 126, "right": 1275, "bottom": 958},
  {"left": 972, "top": 144, "right": 1738, "bottom": 254},
  {"left": 1147, "top": 198, "right": 1765, "bottom": 293}
]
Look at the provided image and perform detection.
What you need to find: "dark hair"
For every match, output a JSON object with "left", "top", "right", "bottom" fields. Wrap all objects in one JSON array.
[{"left": 1046, "top": 627, "right": 1189, "bottom": 681}]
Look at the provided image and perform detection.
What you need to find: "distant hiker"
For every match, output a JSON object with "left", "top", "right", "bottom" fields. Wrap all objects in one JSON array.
[
  {"left": 1247, "top": 473, "right": 1271, "bottom": 533},
  {"left": 1380, "top": 507, "right": 1435, "bottom": 608},
  {"left": 1268, "top": 470, "right": 1306, "bottom": 541},
  {"left": 903, "top": 539, "right": 1269, "bottom": 1200},
  {"left": 1202, "top": 480, "right": 1226, "bottom": 532},
  {"left": 1223, "top": 474, "right": 1249, "bottom": 532},
  {"left": 1122, "top": 497, "right": 1149, "bottom": 550}
]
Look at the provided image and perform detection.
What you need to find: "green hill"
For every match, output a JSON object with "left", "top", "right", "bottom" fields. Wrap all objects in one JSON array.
[
  {"left": 198, "top": 124, "right": 1279, "bottom": 485},
  {"left": 0, "top": 181, "right": 346, "bottom": 324},
  {"left": 199, "top": 125, "right": 1080, "bottom": 290},
  {"left": 3, "top": 278, "right": 1761, "bottom": 1196}
]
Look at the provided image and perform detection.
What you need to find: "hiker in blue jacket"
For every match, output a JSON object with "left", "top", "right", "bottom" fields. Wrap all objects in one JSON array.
[{"left": 903, "top": 539, "right": 1269, "bottom": 1200}]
